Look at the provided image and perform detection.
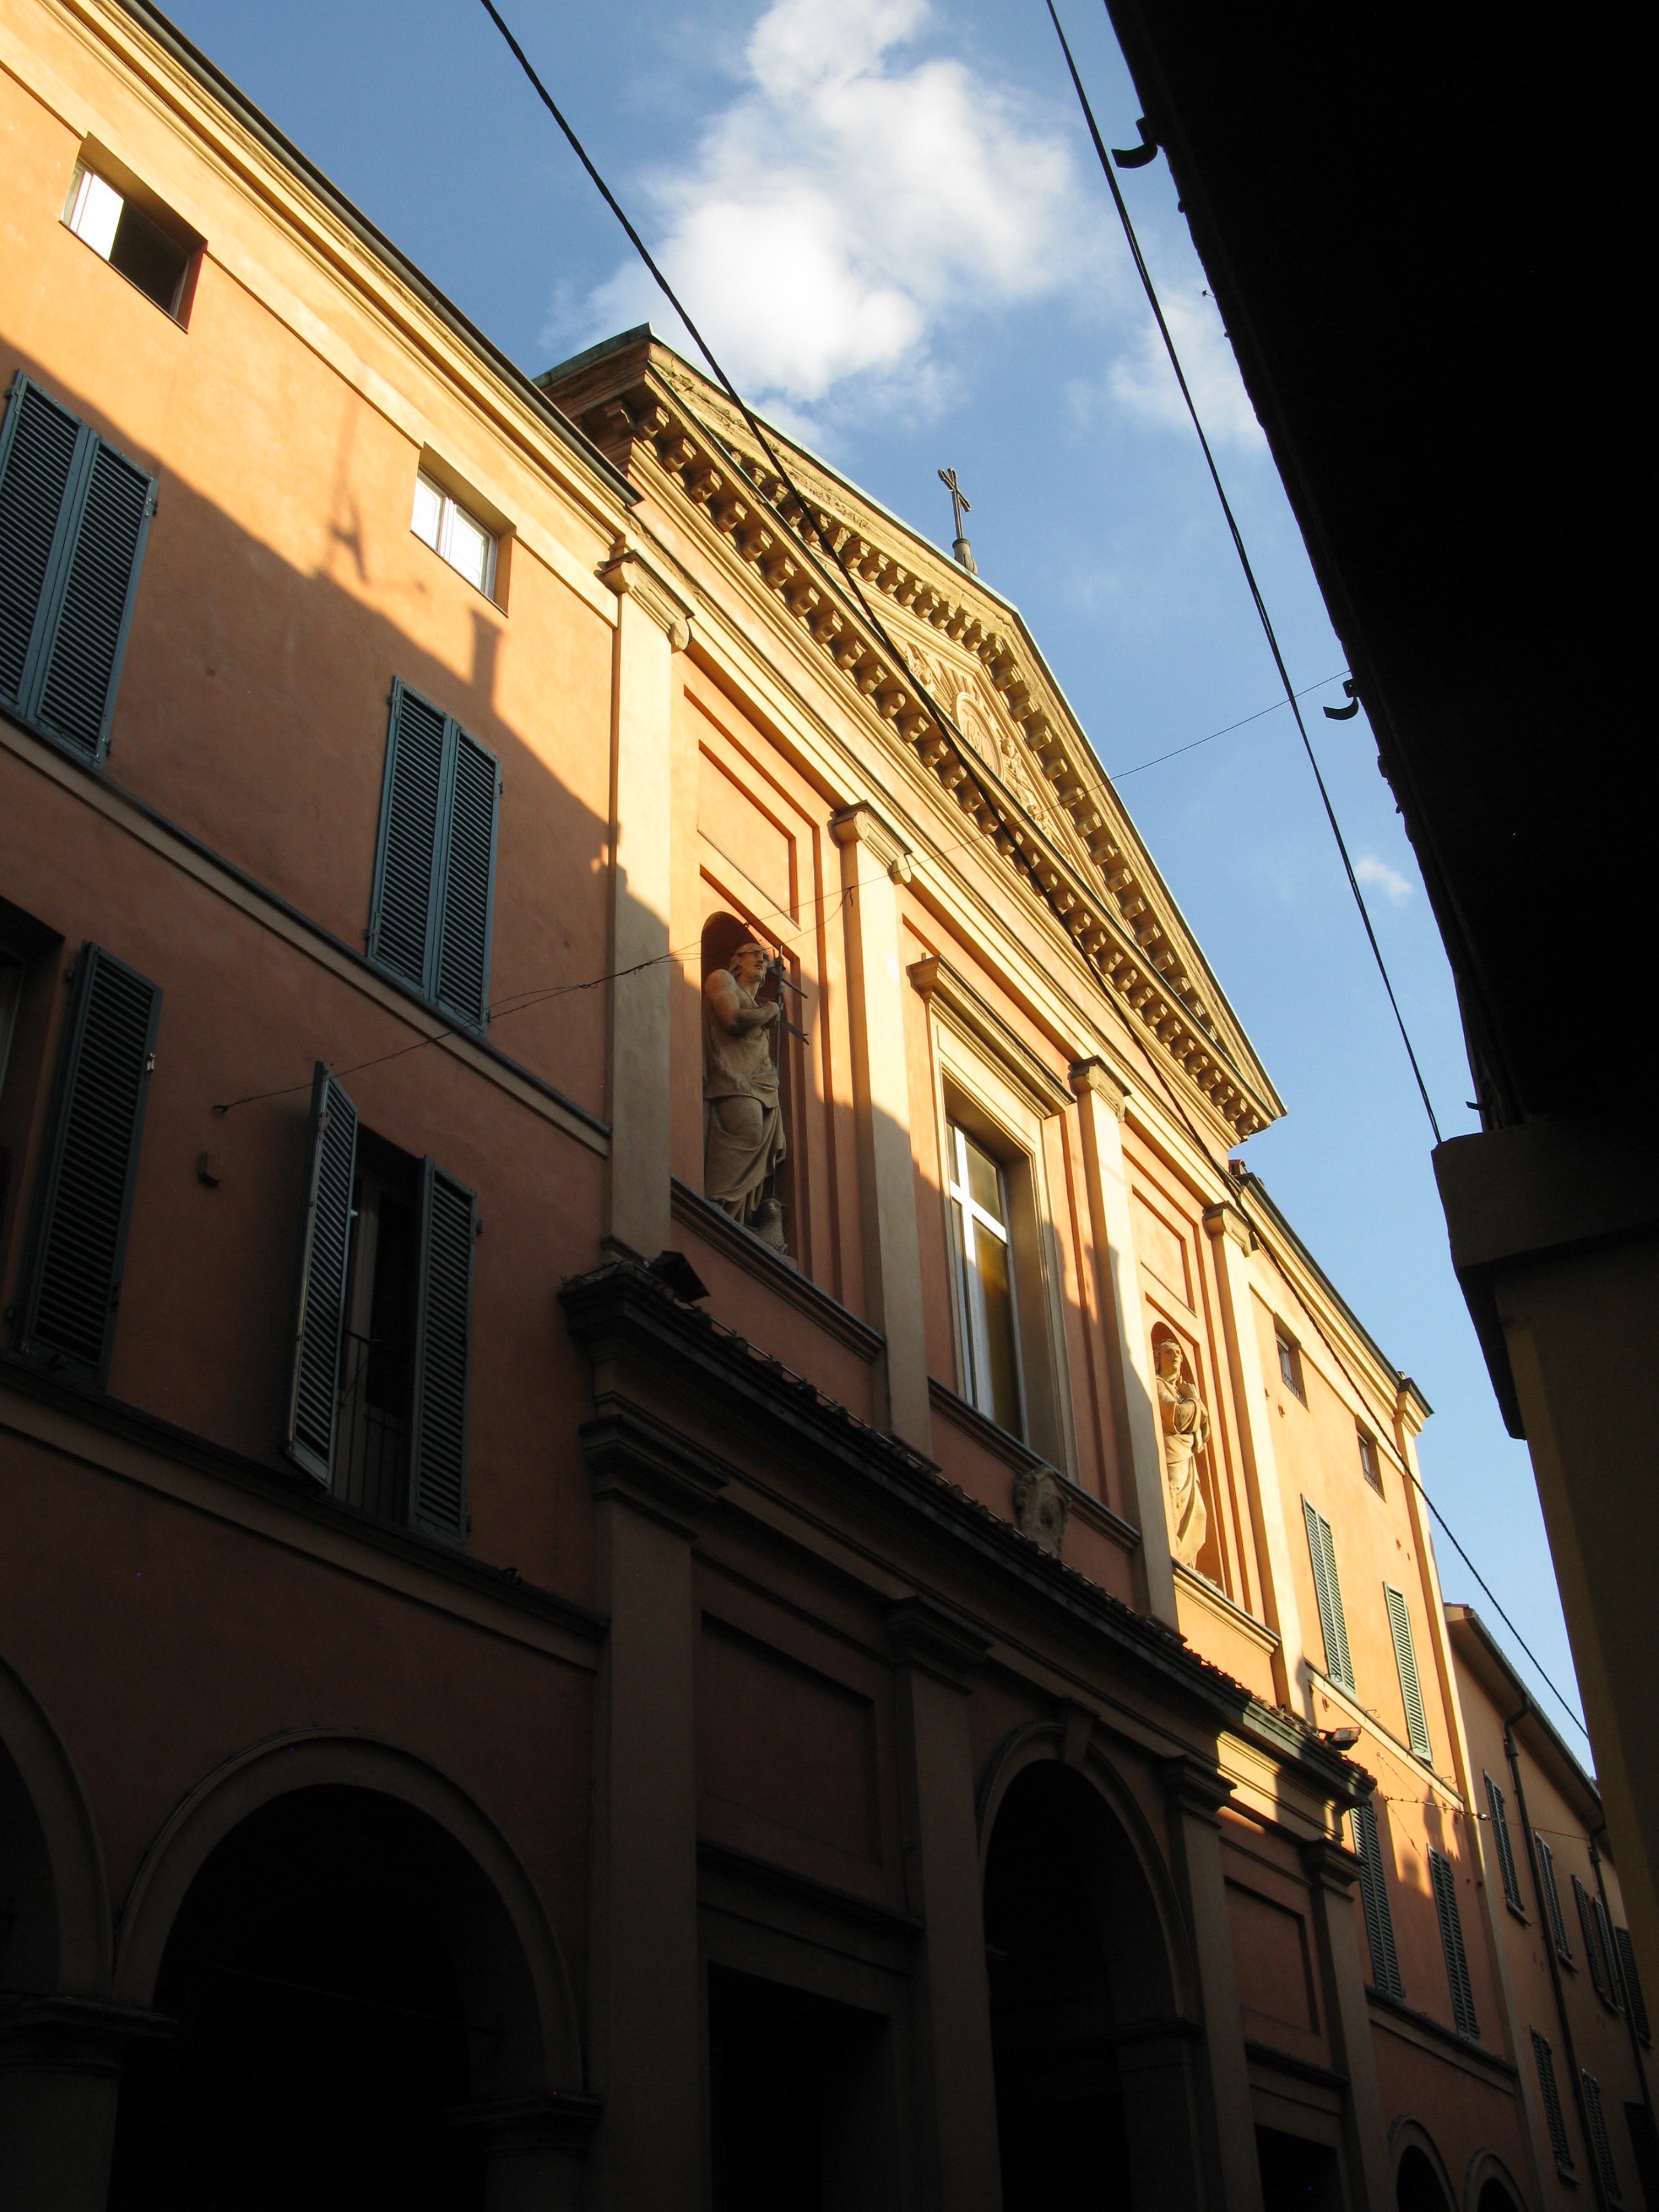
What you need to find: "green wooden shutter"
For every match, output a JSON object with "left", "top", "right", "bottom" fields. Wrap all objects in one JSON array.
[
  {"left": 1532, "top": 2031, "right": 1573, "bottom": 2173},
  {"left": 1385, "top": 1584, "right": 1432, "bottom": 1761},
  {"left": 1580, "top": 2071, "right": 1621, "bottom": 2203},
  {"left": 1349, "top": 1800, "right": 1404, "bottom": 1999},
  {"left": 1482, "top": 1774, "right": 1524, "bottom": 1912},
  {"left": 1591, "top": 1894, "right": 1623, "bottom": 2013},
  {"left": 1303, "top": 1499, "right": 1354, "bottom": 1689},
  {"left": 409, "top": 1158, "right": 474, "bottom": 1542},
  {"left": 367, "top": 682, "right": 497, "bottom": 1027},
  {"left": 285, "top": 1064, "right": 358, "bottom": 1484},
  {"left": 1613, "top": 1928, "right": 1649, "bottom": 2041},
  {"left": 434, "top": 726, "right": 499, "bottom": 1026},
  {"left": 1574, "top": 1877, "right": 1611, "bottom": 2003},
  {"left": 0, "top": 374, "right": 154, "bottom": 762},
  {"left": 1429, "top": 1847, "right": 1479, "bottom": 2042},
  {"left": 16, "top": 945, "right": 159, "bottom": 1384},
  {"left": 1537, "top": 1837, "right": 1572, "bottom": 1961}
]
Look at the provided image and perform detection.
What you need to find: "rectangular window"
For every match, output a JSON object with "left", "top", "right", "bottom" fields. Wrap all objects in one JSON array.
[
  {"left": 1614, "top": 1927, "right": 1650, "bottom": 2042},
  {"left": 285, "top": 1063, "right": 475, "bottom": 1540},
  {"left": 1482, "top": 1774, "right": 1525, "bottom": 1914},
  {"left": 1302, "top": 1498, "right": 1354, "bottom": 1689},
  {"left": 1276, "top": 1325, "right": 1304, "bottom": 1397},
  {"left": 1385, "top": 1584, "right": 1433, "bottom": 1762},
  {"left": 367, "top": 681, "right": 501, "bottom": 1028},
  {"left": 1574, "top": 1877, "right": 1614, "bottom": 2006},
  {"left": 14, "top": 943, "right": 159, "bottom": 1387},
  {"left": 64, "top": 161, "right": 195, "bottom": 319},
  {"left": 1580, "top": 2070, "right": 1622, "bottom": 2203},
  {"left": 947, "top": 1120, "right": 1023, "bottom": 1435},
  {"left": 1428, "top": 1847, "right": 1479, "bottom": 2043},
  {"left": 1537, "top": 1837, "right": 1572, "bottom": 1963},
  {"left": 1532, "top": 2030, "right": 1574, "bottom": 2174},
  {"left": 0, "top": 374, "right": 156, "bottom": 763},
  {"left": 1349, "top": 1800, "right": 1404, "bottom": 2000},
  {"left": 1356, "top": 1425, "right": 1382, "bottom": 1491},
  {"left": 411, "top": 470, "right": 497, "bottom": 597}
]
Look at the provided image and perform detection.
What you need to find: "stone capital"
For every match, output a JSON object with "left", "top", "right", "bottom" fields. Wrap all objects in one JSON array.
[
  {"left": 886, "top": 1593, "right": 990, "bottom": 1687},
  {"left": 831, "top": 800, "right": 914, "bottom": 884},
  {"left": 1300, "top": 1832, "right": 1366, "bottom": 1898},
  {"left": 448, "top": 2091, "right": 602, "bottom": 2157},
  {"left": 1202, "top": 1200, "right": 1254, "bottom": 1254},
  {"left": 579, "top": 1400, "right": 730, "bottom": 1538},
  {"left": 1070, "top": 1055, "right": 1131, "bottom": 1119},
  {"left": 598, "top": 541, "right": 693, "bottom": 650},
  {"left": 1160, "top": 1749, "right": 1234, "bottom": 1824}
]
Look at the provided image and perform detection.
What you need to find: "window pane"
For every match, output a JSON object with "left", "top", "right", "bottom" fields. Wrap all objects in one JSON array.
[
  {"left": 444, "top": 501, "right": 493, "bottom": 593},
  {"left": 411, "top": 473, "right": 443, "bottom": 550},
  {"left": 975, "top": 1219, "right": 1022, "bottom": 1433},
  {"left": 963, "top": 1132, "right": 1006, "bottom": 1226},
  {"left": 107, "top": 203, "right": 189, "bottom": 314},
  {"left": 68, "top": 169, "right": 124, "bottom": 260}
]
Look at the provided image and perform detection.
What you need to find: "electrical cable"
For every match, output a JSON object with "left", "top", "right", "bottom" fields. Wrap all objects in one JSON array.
[
  {"left": 1110, "top": 669, "right": 1349, "bottom": 781},
  {"left": 1046, "top": 0, "right": 1443, "bottom": 1145}
]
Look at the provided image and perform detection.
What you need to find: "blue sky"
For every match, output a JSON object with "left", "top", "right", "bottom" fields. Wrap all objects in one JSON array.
[{"left": 160, "top": 0, "right": 1584, "bottom": 1748}]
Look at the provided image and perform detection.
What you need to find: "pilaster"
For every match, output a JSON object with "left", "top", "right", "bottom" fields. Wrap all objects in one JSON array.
[
  {"left": 831, "top": 802, "right": 931, "bottom": 1450},
  {"left": 886, "top": 1595, "right": 1002, "bottom": 2212},
  {"left": 601, "top": 540, "right": 692, "bottom": 1262},
  {"left": 0, "top": 1996, "right": 169, "bottom": 2212},
  {"left": 1069, "top": 1059, "right": 1178, "bottom": 1625},
  {"left": 1202, "top": 1200, "right": 1307, "bottom": 1711},
  {"left": 449, "top": 2092, "right": 602, "bottom": 2212},
  {"left": 1299, "top": 1833, "right": 1393, "bottom": 2210}
]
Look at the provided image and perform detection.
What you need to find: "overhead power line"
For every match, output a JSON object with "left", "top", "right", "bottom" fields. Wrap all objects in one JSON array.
[
  {"left": 1046, "top": 1, "right": 1443, "bottom": 1145},
  {"left": 1111, "top": 670, "right": 1349, "bottom": 781}
]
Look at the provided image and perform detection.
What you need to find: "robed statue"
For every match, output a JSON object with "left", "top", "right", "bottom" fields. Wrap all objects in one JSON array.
[
  {"left": 1155, "top": 1335, "right": 1210, "bottom": 1568},
  {"left": 703, "top": 940, "right": 787, "bottom": 1250}
]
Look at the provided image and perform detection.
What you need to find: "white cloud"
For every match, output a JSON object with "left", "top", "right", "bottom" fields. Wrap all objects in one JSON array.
[
  {"left": 1354, "top": 855, "right": 1414, "bottom": 906},
  {"left": 1105, "top": 283, "right": 1264, "bottom": 451},
  {"left": 560, "top": 0, "right": 1094, "bottom": 421}
]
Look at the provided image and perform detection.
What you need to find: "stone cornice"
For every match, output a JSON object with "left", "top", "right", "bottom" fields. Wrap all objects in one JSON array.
[
  {"left": 830, "top": 800, "right": 914, "bottom": 883},
  {"left": 599, "top": 541, "right": 693, "bottom": 650},
  {"left": 538, "top": 339, "right": 1282, "bottom": 1143}
]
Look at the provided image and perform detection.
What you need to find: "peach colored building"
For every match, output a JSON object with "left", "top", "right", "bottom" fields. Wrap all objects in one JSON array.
[{"left": 0, "top": 4, "right": 1646, "bottom": 2209}]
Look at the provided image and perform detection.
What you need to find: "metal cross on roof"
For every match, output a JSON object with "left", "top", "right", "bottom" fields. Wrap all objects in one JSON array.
[{"left": 938, "top": 468, "right": 978, "bottom": 575}]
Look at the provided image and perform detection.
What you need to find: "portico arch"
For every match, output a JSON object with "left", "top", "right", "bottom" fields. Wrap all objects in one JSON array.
[
  {"left": 0, "top": 1652, "right": 110, "bottom": 1999},
  {"left": 1391, "top": 2118, "right": 1458, "bottom": 2212},
  {"left": 1463, "top": 2150, "right": 1528, "bottom": 2212}
]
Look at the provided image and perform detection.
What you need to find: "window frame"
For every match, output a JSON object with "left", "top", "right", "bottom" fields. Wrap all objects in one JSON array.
[
  {"left": 62, "top": 154, "right": 200, "bottom": 325},
  {"left": 1356, "top": 1423, "right": 1382, "bottom": 1491},
  {"left": 1275, "top": 1323, "right": 1305, "bottom": 1398},
  {"left": 945, "top": 1117, "right": 1025, "bottom": 1437},
  {"left": 411, "top": 468, "right": 499, "bottom": 601}
]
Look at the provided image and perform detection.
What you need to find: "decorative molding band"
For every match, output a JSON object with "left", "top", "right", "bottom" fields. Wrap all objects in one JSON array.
[
  {"left": 886, "top": 1592, "right": 993, "bottom": 1686},
  {"left": 1244, "top": 2040, "right": 1350, "bottom": 2095},
  {"left": 599, "top": 541, "right": 693, "bottom": 649},
  {"left": 1202, "top": 1200, "right": 1255, "bottom": 1254},
  {"left": 909, "top": 954, "right": 1073, "bottom": 1117},
  {"left": 697, "top": 1837, "right": 924, "bottom": 1947},
  {"left": 670, "top": 1179, "right": 884, "bottom": 1361},
  {"left": 830, "top": 800, "right": 913, "bottom": 884},
  {"left": 1071, "top": 1054, "right": 1132, "bottom": 1120},
  {"left": 1172, "top": 1562, "right": 1282, "bottom": 1658}
]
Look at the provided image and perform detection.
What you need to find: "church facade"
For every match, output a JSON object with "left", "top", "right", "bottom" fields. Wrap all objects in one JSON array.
[{"left": 0, "top": 3, "right": 1649, "bottom": 2208}]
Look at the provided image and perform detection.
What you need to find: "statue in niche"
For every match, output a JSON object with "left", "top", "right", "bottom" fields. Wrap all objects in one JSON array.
[
  {"left": 703, "top": 939, "right": 787, "bottom": 1250},
  {"left": 1155, "top": 1335, "right": 1210, "bottom": 1569}
]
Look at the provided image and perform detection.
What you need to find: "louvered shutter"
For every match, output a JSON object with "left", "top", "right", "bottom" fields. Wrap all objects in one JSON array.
[
  {"left": 16, "top": 945, "right": 159, "bottom": 1384},
  {"left": 367, "top": 683, "right": 498, "bottom": 1027},
  {"left": 368, "top": 683, "right": 447, "bottom": 992},
  {"left": 1349, "top": 1800, "right": 1404, "bottom": 1999},
  {"left": 1385, "top": 1584, "right": 1432, "bottom": 1761},
  {"left": 1483, "top": 1774, "right": 1524, "bottom": 1912},
  {"left": 1575, "top": 1877, "right": 1611, "bottom": 2003},
  {"left": 433, "top": 727, "right": 498, "bottom": 1025},
  {"left": 1532, "top": 2031, "right": 1573, "bottom": 2171},
  {"left": 1614, "top": 1928, "right": 1650, "bottom": 2041},
  {"left": 409, "top": 1159, "right": 474, "bottom": 1542},
  {"left": 1591, "top": 1894, "right": 1623, "bottom": 2012},
  {"left": 285, "top": 1064, "right": 358, "bottom": 1484},
  {"left": 0, "top": 374, "right": 153, "bottom": 762},
  {"left": 1303, "top": 1499, "right": 1354, "bottom": 1689},
  {"left": 1580, "top": 2071, "right": 1621, "bottom": 2202},
  {"left": 1537, "top": 1837, "right": 1572, "bottom": 1960},
  {"left": 1429, "top": 1847, "right": 1479, "bottom": 2041}
]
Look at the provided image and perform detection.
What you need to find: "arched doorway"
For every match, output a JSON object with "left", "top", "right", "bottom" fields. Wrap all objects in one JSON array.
[
  {"left": 983, "top": 1759, "right": 1196, "bottom": 2209},
  {"left": 1396, "top": 2144, "right": 1454, "bottom": 2212},
  {"left": 109, "top": 1782, "right": 558, "bottom": 2211}
]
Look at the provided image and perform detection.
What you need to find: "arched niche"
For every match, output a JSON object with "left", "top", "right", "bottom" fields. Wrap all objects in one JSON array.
[
  {"left": 0, "top": 1652, "right": 110, "bottom": 1999},
  {"left": 698, "top": 907, "right": 798, "bottom": 1250},
  {"left": 1391, "top": 2119, "right": 1458, "bottom": 2212},
  {"left": 108, "top": 1732, "right": 585, "bottom": 2210},
  {"left": 981, "top": 1731, "right": 1204, "bottom": 2211}
]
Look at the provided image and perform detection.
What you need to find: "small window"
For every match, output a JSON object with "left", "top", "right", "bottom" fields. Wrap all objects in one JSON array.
[
  {"left": 64, "top": 163, "right": 194, "bottom": 319},
  {"left": 412, "top": 470, "right": 497, "bottom": 596},
  {"left": 1275, "top": 1325, "right": 1304, "bottom": 1397},
  {"left": 947, "top": 1120, "right": 1023, "bottom": 1436},
  {"left": 1357, "top": 1425, "right": 1382, "bottom": 1491}
]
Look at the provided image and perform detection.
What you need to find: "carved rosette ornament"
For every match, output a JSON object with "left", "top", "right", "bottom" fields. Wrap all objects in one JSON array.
[
  {"left": 1012, "top": 1465, "right": 1069, "bottom": 1557},
  {"left": 1155, "top": 1335, "right": 1210, "bottom": 1569}
]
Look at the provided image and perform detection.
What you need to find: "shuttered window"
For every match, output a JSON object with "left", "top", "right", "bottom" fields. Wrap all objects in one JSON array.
[
  {"left": 1349, "top": 1800, "right": 1404, "bottom": 2000},
  {"left": 1429, "top": 1847, "right": 1479, "bottom": 2042},
  {"left": 1537, "top": 1837, "right": 1572, "bottom": 1962},
  {"left": 285, "top": 1065, "right": 473, "bottom": 1542},
  {"left": 1580, "top": 2070, "right": 1621, "bottom": 2203},
  {"left": 367, "top": 681, "right": 499, "bottom": 1029},
  {"left": 16, "top": 945, "right": 159, "bottom": 1385},
  {"left": 1615, "top": 1927, "right": 1650, "bottom": 2042},
  {"left": 1302, "top": 1498, "right": 1354, "bottom": 1689},
  {"left": 1531, "top": 2030, "right": 1574, "bottom": 2173},
  {"left": 1385, "top": 1584, "right": 1432, "bottom": 1761},
  {"left": 1482, "top": 1774, "right": 1525, "bottom": 1914},
  {"left": 1592, "top": 1893, "right": 1624, "bottom": 2013},
  {"left": 0, "top": 375, "right": 155, "bottom": 763},
  {"left": 1575, "top": 1877, "right": 1613, "bottom": 2005}
]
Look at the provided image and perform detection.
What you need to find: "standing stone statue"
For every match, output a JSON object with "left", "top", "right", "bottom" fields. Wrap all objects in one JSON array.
[
  {"left": 1155, "top": 1335, "right": 1210, "bottom": 1568},
  {"left": 703, "top": 940, "right": 787, "bottom": 1249}
]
